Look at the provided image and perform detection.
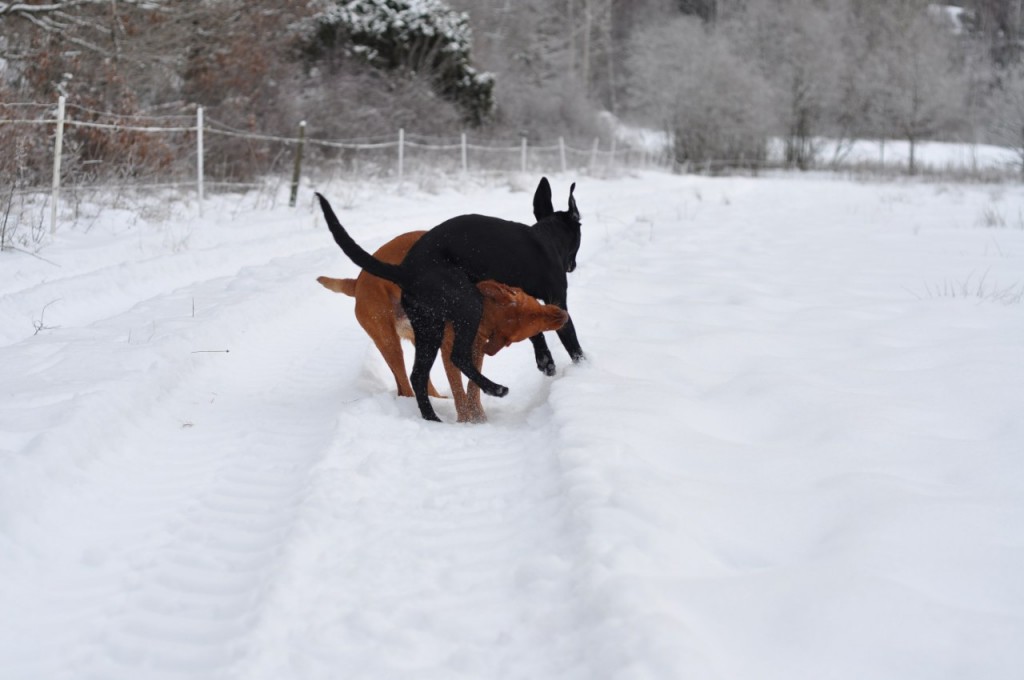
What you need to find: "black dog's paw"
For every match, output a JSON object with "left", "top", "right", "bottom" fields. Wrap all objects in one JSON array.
[
  {"left": 537, "top": 355, "right": 557, "bottom": 376},
  {"left": 484, "top": 383, "right": 509, "bottom": 398}
]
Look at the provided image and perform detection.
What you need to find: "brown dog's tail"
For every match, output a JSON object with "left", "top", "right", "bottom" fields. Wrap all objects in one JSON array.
[
  {"left": 316, "top": 193, "right": 407, "bottom": 288},
  {"left": 316, "top": 276, "right": 357, "bottom": 297}
]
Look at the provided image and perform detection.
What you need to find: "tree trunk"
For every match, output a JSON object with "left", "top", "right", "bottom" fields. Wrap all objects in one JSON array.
[
  {"left": 582, "top": 0, "right": 592, "bottom": 98},
  {"left": 568, "top": 0, "right": 576, "bottom": 78}
]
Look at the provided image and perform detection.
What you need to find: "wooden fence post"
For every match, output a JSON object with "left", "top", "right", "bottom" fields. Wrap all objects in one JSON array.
[
  {"left": 461, "top": 132, "right": 468, "bottom": 175},
  {"left": 50, "top": 95, "right": 66, "bottom": 235},
  {"left": 289, "top": 120, "right": 306, "bottom": 207},
  {"left": 398, "top": 128, "right": 405, "bottom": 184},
  {"left": 589, "top": 137, "right": 599, "bottom": 172},
  {"left": 521, "top": 136, "right": 528, "bottom": 174},
  {"left": 559, "top": 137, "right": 567, "bottom": 174},
  {"left": 196, "top": 106, "right": 204, "bottom": 216}
]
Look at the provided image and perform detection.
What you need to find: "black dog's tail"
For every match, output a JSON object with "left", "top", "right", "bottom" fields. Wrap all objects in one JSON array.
[{"left": 316, "top": 193, "right": 406, "bottom": 287}]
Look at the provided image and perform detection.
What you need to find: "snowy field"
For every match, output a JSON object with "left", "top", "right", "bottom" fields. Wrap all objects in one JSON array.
[{"left": 2, "top": 169, "right": 1023, "bottom": 679}]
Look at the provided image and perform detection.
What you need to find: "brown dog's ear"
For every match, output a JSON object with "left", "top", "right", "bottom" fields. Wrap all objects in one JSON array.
[
  {"left": 534, "top": 177, "right": 554, "bottom": 221},
  {"left": 477, "top": 280, "right": 520, "bottom": 306},
  {"left": 567, "top": 182, "right": 580, "bottom": 223}
]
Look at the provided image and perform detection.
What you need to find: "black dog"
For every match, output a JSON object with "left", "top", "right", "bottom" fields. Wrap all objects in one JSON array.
[{"left": 317, "top": 178, "right": 584, "bottom": 421}]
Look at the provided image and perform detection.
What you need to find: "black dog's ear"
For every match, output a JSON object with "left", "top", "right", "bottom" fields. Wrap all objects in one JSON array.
[
  {"left": 567, "top": 182, "right": 580, "bottom": 223},
  {"left": 533, "top": 177, "right": 554, "bottom": 220}
]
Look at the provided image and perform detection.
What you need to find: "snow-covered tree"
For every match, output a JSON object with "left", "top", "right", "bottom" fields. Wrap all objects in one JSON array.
[
  {"left": 626, "top": 15, "right": 773, "bottom": 167},
  {"left": 726, "top": 0, "right": 841, "bottom": 169},
  {"left": 874, "top": 5, "right": 968, "bottom": 173},
  {"left": 988, "top": 63, "right": 1024, "bottom": 177},
  {"left": 299, "top": 0, "right": 495, "bottom": 126}
]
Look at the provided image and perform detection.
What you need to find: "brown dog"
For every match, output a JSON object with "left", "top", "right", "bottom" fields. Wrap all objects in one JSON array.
[{"left": 318, "top": 231, "right": 568, "bottom": 423}]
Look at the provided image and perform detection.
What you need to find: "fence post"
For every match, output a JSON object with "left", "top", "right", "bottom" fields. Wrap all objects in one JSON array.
[
  {"left": 50, "top": 95, "right": 66, "bottom": 235},
  {"left": 398, "top": 128, "right": 405, "bottom": 184},
  {"left": 289, "top": 120, "right": 306, "bottom": 207},
  {"left": 461, "top": 132, "right": 468, "bottom": 175},
  {"left": 609, "top": 136, "right": 617, "bottom": 171},
  {"left": 520, "top": 136, "right": 528, "bottom": 174},
  {"left": 559, "top": 137, "right": 567, "bottom": 174},
  {"left": 196, "top": 106, "right": 204, "bottom": 216},
  {"left": 589, "top": 137, "right": 599, "bottom": 172}
]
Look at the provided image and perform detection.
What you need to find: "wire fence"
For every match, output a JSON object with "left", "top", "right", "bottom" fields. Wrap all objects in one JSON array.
[
  {"left": 1, "top": 97, "right": 667, "bottom": 238},
  {"left": 5, "top": 97, "right": 1018, "bottom": 251}
]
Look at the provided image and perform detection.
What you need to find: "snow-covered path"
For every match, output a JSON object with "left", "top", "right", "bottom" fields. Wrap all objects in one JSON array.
[{"left": 2, "top": 172, "right": 1024, "bottom": 679}]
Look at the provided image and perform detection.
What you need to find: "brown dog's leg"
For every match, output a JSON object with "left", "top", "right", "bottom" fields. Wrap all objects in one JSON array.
[
  {"left": 441, "top": 325, "right": 485, "bottom": 423},
  {"left": 325, "top": 276, "right": 442, "bottom": 399},
  {"left": 465, "top": 339, "right": 486, "bottom": 423},
  {"left": 357, "top": 308, "right": 417, "bottom": 398}
]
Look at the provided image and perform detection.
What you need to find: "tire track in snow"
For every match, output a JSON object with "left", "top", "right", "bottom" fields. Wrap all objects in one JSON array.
[
  {"left": 4, "top": 178, "right": 661, "bottom": 678},
  {"left": 237, "top": 397, "right": 596, "bottom": 680},
  {"left": 0, "top": 244, "right": 342, "bottom": 527},
  {"left": 1, "top": 242, "right": 363, "bottom": 678},
  {"left": 57, "top": 291, "right": 366, "bottom": 680},
  {"left": 0, "top": 232, "right": 329, "bottom": 348},
  {"left": 5, "top": 246, "right": 597, "bottom": 678},
  {"left": 229, "top": 178, "right": 681, "bottom": 677}
]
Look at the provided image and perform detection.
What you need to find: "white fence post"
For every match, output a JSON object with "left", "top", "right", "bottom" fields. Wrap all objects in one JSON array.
[
  {"left": 461, "top": 132, "right": 468, "bottom": 175},
  {"left": 398, "top": 128, "right": 405, "bottom": 184},
  {"left": 589, "top": 137, "right": 600, "bottom": 172},
  {"left": 50, "top": 95, "right": 66, "bottom": 235},
  {"left": 520, "top": 136, "right": 527, "bottom": 174},
  {"left": 196, "top": 106, "right": 204, "bottom": 216},
  {"left": 559, "top": 137, "right": 567, "bottom": 174},
  {"left": 289, "top": 120, "right": 306, "bottom": 207},
  {"left": 609, "top": 136, "right": 617, "bottom": 171}
]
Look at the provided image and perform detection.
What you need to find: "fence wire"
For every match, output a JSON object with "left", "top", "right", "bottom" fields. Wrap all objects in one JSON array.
[
  {"left": 2, "top": 98, "right": 673, "bottom": 243},
  {"left": 1, "top": 100, "right": 657, "bottom": 203}
]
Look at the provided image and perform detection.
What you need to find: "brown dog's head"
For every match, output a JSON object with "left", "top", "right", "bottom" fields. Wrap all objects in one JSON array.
[{"left": 476, "top": 280, "right": 569, "bottom": 356}]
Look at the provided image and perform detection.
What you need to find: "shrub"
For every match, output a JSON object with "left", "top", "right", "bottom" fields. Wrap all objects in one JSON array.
[
  {"left": 626, "top": 17, "right": 773, "bottom": 169},
  {"left": 298, "top": 0, "right": 495, "bottom": 127}
]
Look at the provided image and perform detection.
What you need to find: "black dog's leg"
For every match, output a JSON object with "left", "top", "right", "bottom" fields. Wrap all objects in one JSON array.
[
  {"left": 451, "top": 343, "right": 509, "bottom": 398},
  {"left": 529, "top": 334, "right": 557, "bottom": 376},
  {"left": 449, "top": 292, "right": 509, "bottom": 398},
  {"left": 408, "top": 319, "right": 444, "bottom": 422},
  {"left": 556, "top": 314, "right": 585, "bottom": 363}
]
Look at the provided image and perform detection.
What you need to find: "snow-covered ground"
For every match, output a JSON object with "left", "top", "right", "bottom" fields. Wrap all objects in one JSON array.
[
  {"left": 2, "top": 170, "right": 1023, "bottom": 679},
  {"left": 607, "top": 111, "right": 1021, "bottom": 175},
  {"left": 824, "top": 137, "right": 1021, "bottom": 173}
]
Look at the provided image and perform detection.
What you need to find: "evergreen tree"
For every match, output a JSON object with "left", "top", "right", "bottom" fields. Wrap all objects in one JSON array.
[{"left": 298, "top": 0, "right": 495, "bottom": 126}]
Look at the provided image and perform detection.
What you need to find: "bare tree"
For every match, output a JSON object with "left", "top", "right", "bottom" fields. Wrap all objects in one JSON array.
[
  {"left": 988, "top": 63, "right": 1024, "bottom": 176},
  {"left": 449, "top": 0, "right": 599, "bottom": 137},
  {"left": 874, "top": 5, "right": 968, "bottom": 173},
  {"left": 968, "top": 0, "right": 1024, "bottom": 65},
  {"left": 725, "top": 0, "right": 842, "bottom": 169},
  {"left": 677, "top": 0, "right": 717, "bottom": 23},
  {"left": 626, "top": 15, "right": 773, "bottom": 167}
]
